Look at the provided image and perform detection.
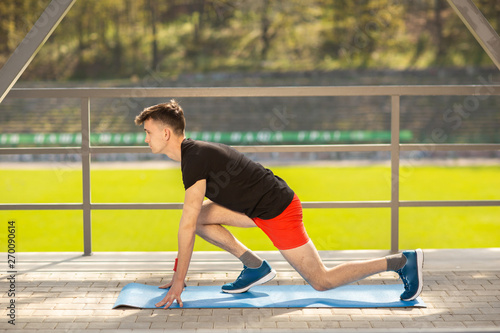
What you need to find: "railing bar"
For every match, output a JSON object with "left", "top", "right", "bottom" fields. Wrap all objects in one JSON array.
[
  {"left": 92, "top": 203, "right": 184, "bottom": 210},
  {"left": 0, "top": 204, "right": 83, "bottom": 210},
  {"left": 302, "top": 202, "right": 391, "bottom": 208},
  {"left": 5, "top": 85, "right": 500, "bottom": 99},
  {"left": 232, "top": 145, "right": 390, "bottom": 153},
  {"left": 401, "top": 144, "right": 500, "bottom": 151},
  {"left": 2, "top": 200, "right": 498, "bottom": 211},
  {"left": 2, "top": 143, "right": 500, "bottom": 156},
  {"left": 390, "top": 96, "right": 401, "bottom": 254},
  {"left": 89, "top": 144, "right": 391, "bottom": 154},
  {"left": 400, "top": 200, "right": 500, "bottom": 207},
  {"left": 0, "top": 147, "right": 82, "bottom": 154},
  {"left": 81, "top": 98, "right": 92, "bottom": 256},
  {"left": 6, "top": 85, "right": 500, "bottom": 98}
]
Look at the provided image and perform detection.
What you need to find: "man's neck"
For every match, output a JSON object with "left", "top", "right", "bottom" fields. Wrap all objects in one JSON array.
[{"left": 166, "top": 135, "right": 185, "bottom": 162}]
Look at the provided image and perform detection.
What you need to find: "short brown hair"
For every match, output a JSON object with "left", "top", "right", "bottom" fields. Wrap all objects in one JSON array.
[{"left": 135, "top": 100, "right": 185, "bottom": 135}]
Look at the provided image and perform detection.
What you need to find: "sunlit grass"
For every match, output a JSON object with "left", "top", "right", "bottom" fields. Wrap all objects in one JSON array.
[{"left": 1, "top": 165, "right": 498, "bottom": 251}]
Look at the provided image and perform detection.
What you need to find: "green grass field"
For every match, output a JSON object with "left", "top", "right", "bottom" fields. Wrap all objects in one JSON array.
[{"left": 1, "top": 165, "right": 499, "bottom": 252}]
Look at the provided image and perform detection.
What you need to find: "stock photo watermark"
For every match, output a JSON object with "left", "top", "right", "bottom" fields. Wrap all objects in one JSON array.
[
  {"left": 398, "top": 74, "right": 499, "bottom": 183},
  {"left": 6, "top": 220, "right": 17, "bottom": 326}
]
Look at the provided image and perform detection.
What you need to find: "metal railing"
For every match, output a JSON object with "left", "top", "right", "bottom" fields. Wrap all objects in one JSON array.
[{"left": 1, "top": 85, "right": 500, "bottom": 255}]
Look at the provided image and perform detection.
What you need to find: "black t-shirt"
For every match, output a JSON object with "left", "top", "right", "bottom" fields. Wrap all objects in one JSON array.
[{"left": 181, "top": 139, "right": 294, "bottom": 219}]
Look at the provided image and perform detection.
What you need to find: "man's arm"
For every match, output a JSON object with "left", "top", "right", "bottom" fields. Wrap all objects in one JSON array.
[{"left": 155, "top": 179, "right": 206, "bottom": 308}]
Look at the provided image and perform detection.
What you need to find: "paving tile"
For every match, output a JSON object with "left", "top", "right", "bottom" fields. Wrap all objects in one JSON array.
[
  {"left": 370, "top": 321, "right": 404, "bottom": 328},
  {"left": 166, "top": 315, "right": 198, "bottom": 322},
  {"left": 450, "top": 308, "right": 482, "bottom": 315},
  {"left": 54, "top": 322, "right": 89, "bottom": 329},
  {"left": 31, "top": 309, "right": 65, "bottom": 316},
  {"left": 308, "top": 321, "right": 341, "bottom": 329},
  {"left": 350, "top": 315, "right": 382, "bottom": 321},
  {"left": 212, "top": 309, "right": 243, "bottom": 315},
  {"left": 214, "top": 321, "right": 245, "bottom": 329},
  {"left": 402, "top": 320, "right": 435, "bottom": 328},
  {"left": 150, "top": 321, "right": 183, "bottom": 329},
  {"left": 182, "top": 309, "right": 213, "bottom": 316},
  {"left": 442, "top": 314, "right": 474, "bottom": 321},
  {"left": 24, "top": 323, "right": 57, "bottom": 329},
  {"left": 182, "top": 321, "right": 214, "bottom": 329},
  {"left": 245, "top": 320, "right": 278, "bottom": 329},
  {"left": 16, "top": 316, "right": 44, "bottom": 323},
  {"left": 479, "top": 307, "right": 500, "bottom": 314},
  {"left": 86, "top": 322, "right": 121, "bottom": 329},
  {"left": 339, "top": 320, "right": 371, "bottom": 328},
  {"left": 242, "top": 308, "right": 273, "bottom": 316},
  {"left": 289, "top": 314, "right": 322, "bottom": 322},
  {"left": 331, "top": 308, "right": 362, "bottom": 315},
  {"left": 472, "top": 314, "right": 500, "bottom": 321},
  {"left": 320, "top": 314, "right": 351, "bottom": 321},
  {"left": 381, "top": 315, "right": 414, "bottom": 322},
  {"left": 118, "top": 322, "right": 152, "bottom": 329},
  {"left": 261, "top": 314, "right": 291, "bottom": 322},
  {"left": 26, "top": 303, "right": 55, "bottom": 310},
  {"left": 276, "top": 321, "right": 308, "bottom": 329},
  {"left": 197, "top": 315, "right": 228, "bottom": 322},
  {"left": 432, "top": 321, "right": 467, "bottom": 328},
  {"left": 464, "top": 321, "right": 498, "bottom": 328},
  {"left": 362, "top": 308, "right": 392, "bottom": 315}
]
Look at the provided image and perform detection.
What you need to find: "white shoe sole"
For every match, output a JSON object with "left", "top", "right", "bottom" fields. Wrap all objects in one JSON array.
[
  {"left": 222, "top": 269, "right": 277, "bottom": 294},
  {"left": 402, "top": 248, "right": 424, "bottom": 301}
]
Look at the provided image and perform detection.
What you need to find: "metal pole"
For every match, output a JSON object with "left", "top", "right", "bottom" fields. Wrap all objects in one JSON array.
[
  {"left": 390, "top": 96, "right": 400, "bottom": 253},
  {"left": 81, "top": 98, "right": 92, "bottom": 256},
  {"left": 0, "top": 0, "right": 77, "bottom": 104},
  {"left": 447, "top": 0, "right": 500, "bottom": 71}
]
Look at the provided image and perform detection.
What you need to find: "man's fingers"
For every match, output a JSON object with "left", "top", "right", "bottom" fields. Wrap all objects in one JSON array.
[
  {"left": 155, "top": 294, "right": 171, "bottom": 308},
  {"left": 155, "top": 298, "right": 168, "bottom": 307},
  {"left": 158, "top": 284, "right": 171, "bottom": 289},
  {"left": 155, "top": 295, "right": 182, "bottom": 309}
]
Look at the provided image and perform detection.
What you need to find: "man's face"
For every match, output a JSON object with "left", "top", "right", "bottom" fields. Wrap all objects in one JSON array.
[{"left": 143, "top": 118, "right": 167, "bottom": 154}]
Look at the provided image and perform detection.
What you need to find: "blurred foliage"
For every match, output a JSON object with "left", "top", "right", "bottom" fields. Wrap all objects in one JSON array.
[{"left": 0, "top": 0, "right": 499, "bottom": 81}]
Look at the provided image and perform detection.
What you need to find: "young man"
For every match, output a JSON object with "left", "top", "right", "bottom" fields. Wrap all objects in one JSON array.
[{"left": 134, "top": 100, "right": 424, "bottom": 309}]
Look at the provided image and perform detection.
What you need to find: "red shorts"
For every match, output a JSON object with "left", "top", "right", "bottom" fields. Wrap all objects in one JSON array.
[{"left": 252, "top": 194, "right": 310, "bottom": 250}]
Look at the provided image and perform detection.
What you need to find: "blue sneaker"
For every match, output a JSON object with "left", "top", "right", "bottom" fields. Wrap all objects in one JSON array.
[
  {"left": 222, "top": 260, "right": 276, "bottom": 294},
  {"left": 397, "top": 248, "right": 424, "bottom": 301}
]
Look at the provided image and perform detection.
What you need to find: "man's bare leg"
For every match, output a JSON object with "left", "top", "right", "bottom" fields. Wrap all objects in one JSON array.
[
  {"left": 195, "top": 201, "right": 387, "bottom": 290},
  {"left": 195, "top": 200, "right": 277, "bottom": 293},
  {"left": 280, "top": 240, "right": 387, "bottom": 291},
  {"left": 195, "top": 200, "right": 257, "bottom": 259}
]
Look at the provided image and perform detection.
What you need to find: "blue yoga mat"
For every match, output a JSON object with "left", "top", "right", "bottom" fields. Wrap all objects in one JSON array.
[{"left": 113, "top": 283, "right": 425, "bottom": 309}]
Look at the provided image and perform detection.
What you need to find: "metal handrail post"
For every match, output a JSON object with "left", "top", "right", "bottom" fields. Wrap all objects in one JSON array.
[
  {"left": 81, "top": 98, "right": 92, "bottom": 256},
  {"left": 447, "top": 0, "right": 500, "bottom": 71},
  {"left": 0, "top": 0, "right": 77, "bottom": 103},
  {"left": 390, "top": 96, "right": 401, "bottom": 253}
]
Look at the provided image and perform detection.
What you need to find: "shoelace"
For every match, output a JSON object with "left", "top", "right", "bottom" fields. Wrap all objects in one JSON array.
[
  {"left": 233, "top": 266, "right": 249, "bottom": 284},
  {"left": 397, "top": 269, "right": 409, "bottom": 291}
]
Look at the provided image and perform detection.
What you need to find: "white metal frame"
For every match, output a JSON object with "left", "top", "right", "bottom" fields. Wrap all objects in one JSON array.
[
  {"left": 1, "top": 85, "right": 500, "bottom": 255},
  {"left": 448, "top": 0, "right": 500, "bottom": 71}
]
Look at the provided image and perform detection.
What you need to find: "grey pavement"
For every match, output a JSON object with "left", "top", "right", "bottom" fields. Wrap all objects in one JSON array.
[{"left": 1, "top": 249, "right": 499, "bottom": 332}]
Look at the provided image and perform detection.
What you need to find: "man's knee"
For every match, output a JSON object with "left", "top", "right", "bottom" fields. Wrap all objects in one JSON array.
[
  {"left": 304, "top": 273, "right": 330, "bottom": 291},
  {"left": 309, "top": 279, "right": 329, "bottom": 292}
]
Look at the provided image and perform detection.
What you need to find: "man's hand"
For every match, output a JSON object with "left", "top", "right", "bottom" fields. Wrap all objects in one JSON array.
[
  {"left": 155, "top": 179, "right": 205, "bottom": 309},
  {"left": 156, "top": 279, "right": 186, "bottom": 308}
]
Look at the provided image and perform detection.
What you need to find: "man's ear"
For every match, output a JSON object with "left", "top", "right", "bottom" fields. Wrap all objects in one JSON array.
[{"left": 163, "top": 127, "right": 171, "bottom": 141}]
